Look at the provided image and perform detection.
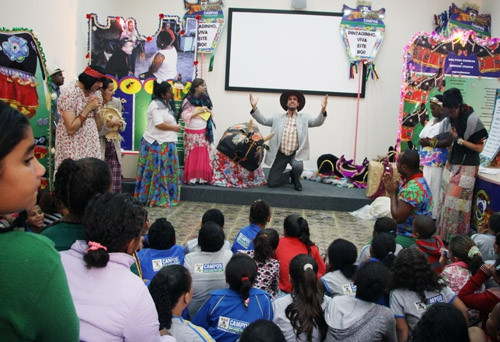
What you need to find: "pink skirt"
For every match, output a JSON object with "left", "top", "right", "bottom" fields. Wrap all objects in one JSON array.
[{"left": 183, "top": 128, "right": 212, "bottom": 183}]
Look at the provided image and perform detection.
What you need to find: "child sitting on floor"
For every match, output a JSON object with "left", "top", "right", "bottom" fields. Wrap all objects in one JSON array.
[
  {"left": 411, "top": 215, "right": 446, "bottom": 274},
  {"left": 357, "top": 217, "right": 402, "bottom": 264},
  {"left": 320, "top": 238, "right": 357, "bottom": 297},
  {"left": 232, "top": 200, "right": 271, "bottom": 253},
  {"left": 137, "top": 218, "right": 185, "bottom": 283},
  {"left": 184, "top": 208, "right": 232, "bottom": 254},
  {"left": 472, "top": 212, "right": 500, "bottom": 262}
]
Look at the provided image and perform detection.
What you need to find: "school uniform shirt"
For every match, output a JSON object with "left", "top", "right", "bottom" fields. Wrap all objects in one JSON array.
[
  {"left": 231, "top": 223, "right": 261, "bottom": 253},
  {"left": 184, "top": 248, "right": 233, "bottom": 318},
  {"left": 471, "top": 233, "right": 497, "bottom": 262},
  {"left": 325, "top": 296, "right": 397, "bottom": 342},
  {"left": 137, "top": 244, "right": 185, "bottom": 281},
  {"left": 272, "top": 294, "right": 330, "bottom": 342},
  {"left": 192, "top": 288, "right": 273, "bottom": 342},
  {"left": 169, "top": 316, "right": 214, "bottom": 342},
  {"left": 321, "top": 270, "right": 356, "bottom": 297},
  {"left": 185, "top": 238, "right": 231, "bottom": 254},
  {"left": 357, "top": 243, "right": 403, "bottom": 264},
  {"left": 389, "top": 285, "right": 456, "bottom": 332}
]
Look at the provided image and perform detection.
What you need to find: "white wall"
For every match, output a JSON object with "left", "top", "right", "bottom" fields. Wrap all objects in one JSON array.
[{"left": 1, "top": 0, "right": 495, "bottom": 169}]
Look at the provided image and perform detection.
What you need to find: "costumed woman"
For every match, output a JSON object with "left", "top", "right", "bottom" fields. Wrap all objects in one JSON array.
[
  {"left": 54, "top": 65, "right": 106, "bottom": 170},
  {"left": 418, "top": 94, "right": 453, "bottom": 219},
  {"left": 437, "top": 88, "right": 488, "bottom": 242},
  {"left": 99, "top": 78, "right": 126, "bottom": 193},
  {"left": 181, "top": 78, "right": 215, "bottom": 185},
  {"left": 134, "top": 80, "right": 181, "bottom": 207}
]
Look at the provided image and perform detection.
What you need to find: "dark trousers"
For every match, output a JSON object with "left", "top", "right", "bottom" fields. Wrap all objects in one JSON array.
[{"left": 267, "top": 151, "right": 303, "bottom": 188}]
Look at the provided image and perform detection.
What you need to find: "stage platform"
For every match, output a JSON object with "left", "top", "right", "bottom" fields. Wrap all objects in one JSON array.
[{"left": 123, "top": 170, "right": 372, "bottom": 211}]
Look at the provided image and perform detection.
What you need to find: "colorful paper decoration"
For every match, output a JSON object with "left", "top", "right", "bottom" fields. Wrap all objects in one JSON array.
[
  {"left": 397, "top": 29, "right": 500, "bottom": 151},
  {"left": 339, "top": 4, "right": 385, "bottom": 80}
]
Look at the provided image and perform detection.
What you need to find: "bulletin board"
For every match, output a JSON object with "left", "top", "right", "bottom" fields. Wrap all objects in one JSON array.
[{"left": 225, "top": 8, "right": 366, "bottom": 97}]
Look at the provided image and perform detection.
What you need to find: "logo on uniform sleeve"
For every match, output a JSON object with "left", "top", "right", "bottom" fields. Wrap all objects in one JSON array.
[
  {"left": 342, "top": 283, "right": 357, "bottom": 295},
  {"left": 217, "top": 316, "right": 249, "bottom": 334},
  {"left": 151, "top": 256, "right": 180, "bottom": 271},
  {"left": 236, "top": 234, "right": 251, "bottom": 249},
  {"left": 414, "top": 294, "right": 444, "bottom": 312},
  {"left": 194, "top": 262, "right": 224, "bottom": 273}
]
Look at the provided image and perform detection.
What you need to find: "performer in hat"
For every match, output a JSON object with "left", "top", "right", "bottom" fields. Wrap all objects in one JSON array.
[{"left": 249, "top": 91, "right": 328, "bottom": 191}]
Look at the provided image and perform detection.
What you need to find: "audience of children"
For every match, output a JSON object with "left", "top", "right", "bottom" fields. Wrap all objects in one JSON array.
[
  {"left": 231, "top": 199, "right": 271, "bottom": 253},
  {"left": 60, "top": 192, "right": 162, "bottom": 341},
  {"left": 241, "top": 228, "right": 281, "bottom": 298},
  {"left": 389, "top": 248, "right": 469, "bottom": 342},
  {"left": 10, "top": 202, "right": 45, "bottom": 233},
  {"left": 358, "top": 217, "right": 403, "bottom": 264},
  {"left": 184, "top": 208, "right": 232, "bottom": 254},
  {"left": 184, "top": 221, "right": 233, "bottom": 318},
  {"left": 411, "top": 215, "right": 446, "bottom": 273},
  {"left": 472, "top": 212, "right": 500, "bottom": 262},
  {"left": 272, "top": 254, "right": 328, "bottom": 342},
  {"left": 192, "top": 253, "right": 273, "bottom": 342},
  {"left": 275, "top": 214, "right": 326, "bottom": 293},
  {"left": 149, "top": 264, "right": 214, "bottom": 342},
  {"left": 41, "top": 157, "right": 112, "bottom": 251},
  {"left": 325, "top": 261, "right": 397, "bottom": 342},
  {"left": 137, "top": 218, "right": 185, "bottom": 283},
  {"left": 320, "top": 238, "right": 357, "bottom": 297}
]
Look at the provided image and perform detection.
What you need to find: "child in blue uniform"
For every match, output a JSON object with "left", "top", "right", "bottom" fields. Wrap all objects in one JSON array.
[
  {"left": 137, "top": 218, "right": 185, "bottom": 282},
  {"left": 192, "top": 253, "right": 273, "bottom": 342},
  {"left": 231, "top": 200, "right": 271, "bottom": 253}
]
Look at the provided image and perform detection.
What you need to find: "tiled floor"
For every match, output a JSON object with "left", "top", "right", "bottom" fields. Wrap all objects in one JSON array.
[{"left": 146, "top": 201, "right": 375, "bottom": 255}]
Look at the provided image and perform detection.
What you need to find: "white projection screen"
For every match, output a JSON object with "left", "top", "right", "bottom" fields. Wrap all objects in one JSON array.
[{"left": 225, "top": 8, "right": 366, "bottom": 97}]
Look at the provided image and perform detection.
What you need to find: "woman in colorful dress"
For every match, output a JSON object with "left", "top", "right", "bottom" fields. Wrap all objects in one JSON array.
[
  {"left": 55, "top": 65, "right": 106, "bottom": 170},
  {"left": 134, "top": 81, "right": 181, "bottom": 207},
  {"left": 99, "top": 78, "right": 126, "bottom": 193},
  {"left": 437, "top": 88, "right": 488, "bottom": 242},
  {"left": 418, "top": 94, "right": 453, "bottom": 219},
  {"left": 181, "top": 78, "right": 214, "bottom": 185}
]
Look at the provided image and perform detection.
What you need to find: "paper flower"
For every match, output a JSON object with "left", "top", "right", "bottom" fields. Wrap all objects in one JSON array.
[{"left": 2, "top": 36, "right": 29, "bottom": 63}]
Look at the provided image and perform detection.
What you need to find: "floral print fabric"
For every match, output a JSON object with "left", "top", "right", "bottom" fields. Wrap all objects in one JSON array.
[
  {"left": 397, "top": 176, "right": 433, "bottom": 237},
  {"left": 212, "top": 151, "right": 267, "bottom": 188}
]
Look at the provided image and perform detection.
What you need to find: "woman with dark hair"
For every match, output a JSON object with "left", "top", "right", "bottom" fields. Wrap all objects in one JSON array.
[
  {"left": 41, "top": 157, "right": 112, "bottom": 251},
  {"left": 134, "top": 80, "right": 181, "bottom": 207},
  {"left": 231, "top": 199, "right": 271, "bottom": 253},
  {"left": 273, "top": 254, "right": 327, "bottom": 342},
  {"left": 55, "top": 65, "right": 106, "bottom": 169},
  {"left": 60, "top": 192, "right": 162, "bottom": 340},
  {"left": 181, "top": 78, "right": 215, "bottom": 185},
  {"left": 241, "top": 228, "right": 281, "bottom": 298},
  {"left": 320, "top": 238, "right": 357, "bottom": 297},
  {"left": 192, "top": 253, "right": 273, "bottom": 342},
  {"left": 99, "top": 77, "right": 126, "bottom": 193},
  {"left": 410, "top": 303, "right": 470, "bottom": 342},
  {"left": 151, "top": 30, "right": 178, "bottom": 81},
  {"left": 325, "top": 261, "right": 396, "bottom": 342},
  {"left": 418, "top": 94, "right": 453, "bottom": 219},
  {"left": 0, "top": 101, "right": 79, "bottom": 340},
  {"left": 275, "top": 214, "right": 326, "bottom": 293},
  {"left": 437, "top": 87, "right": 488, "bottom": 241},
  {"left": 389, "top": 248, "right": 468, "bottom": 342},
  {"left": 149, "top": 265, "right": 215, "bottom": 342},
  {"left": 184, "top": 222, "right": 233, "bottom": 318}
]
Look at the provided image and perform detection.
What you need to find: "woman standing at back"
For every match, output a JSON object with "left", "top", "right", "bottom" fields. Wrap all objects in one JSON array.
[
  {"left": 0, "top": 101, "right": 79, "bottom": 340},
  {"left": 275, "top": 214, "right": 326, "bottom": 294}
]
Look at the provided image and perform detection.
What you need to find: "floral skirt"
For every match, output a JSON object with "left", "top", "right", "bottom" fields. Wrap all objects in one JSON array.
[
  {"left": 437, "top": 162, "right": 478, "bottom": 241},
  {"left": 183, "top": 128, "right": 212, "bottom": 183},
  {"left": 212, "top": 151, "right": 267, "bottom": 188},
  {"left": 134, "top": 138, "right": 180, "bottom": 207}
]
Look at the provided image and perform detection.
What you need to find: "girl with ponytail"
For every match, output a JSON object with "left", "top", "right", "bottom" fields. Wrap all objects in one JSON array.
[
  {"left": 60, "top": 192, "right": 163, "bottom": 340},
  {"left": 273, "top": 254, "right": 327, "bottom": 342},
  {"left": 192, "top": 253, "right": 273, "bottom": 342},
  {"left": 275, "top": 214, "right": 326, "bottom": 293}
]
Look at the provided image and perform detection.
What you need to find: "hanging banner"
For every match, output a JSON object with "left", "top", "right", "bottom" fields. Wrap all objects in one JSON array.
[
  {"left": 398, "top": 29, "right": 500, "bottom": 151},
  {"left": 183, "top": 0, "right": 224, "bottom": 54},
  {"left": 340, "top": 4, "right": 385, "bottom": 80}
]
